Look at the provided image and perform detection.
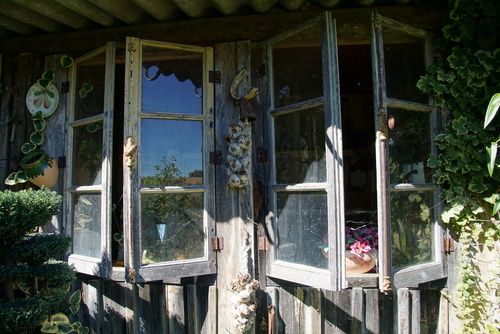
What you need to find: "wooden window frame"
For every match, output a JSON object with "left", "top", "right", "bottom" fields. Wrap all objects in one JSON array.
[
  {"left": 263, "top": 12, "right": 447, "bottom": 291},
  {"left": 66, "top": 39, "right": 217, "bottom": 282},
  {"left": 371, "top": 13, "right": 446, "bottom": 290},
  {"left": 123, "top": 37, "right": 216, "bottom": 283},
  {"left": 264, "top": 13, "right": 346, "bottom": 291},
  {"left": 66, "top": 42, "right": 116, "bottom": 278}
]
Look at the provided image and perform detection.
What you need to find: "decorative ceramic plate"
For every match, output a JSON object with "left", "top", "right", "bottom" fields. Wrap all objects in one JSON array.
[{"left": 25, "top": 82, "right": 60, "bottom": 117}]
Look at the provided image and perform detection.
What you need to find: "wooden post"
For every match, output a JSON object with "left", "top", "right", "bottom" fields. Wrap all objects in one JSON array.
[{"left": 214, "top": 40, "right": 256, "bottom": 334}]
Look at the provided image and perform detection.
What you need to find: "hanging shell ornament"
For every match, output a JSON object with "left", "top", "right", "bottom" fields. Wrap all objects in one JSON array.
[
  {"left": 231, "top": 68, "right": 259, "bottom": 122},
  {"left": 226, "top": 121, "right": 252, "bottom": 189},
  {"left": 228, "top": 272, "right": 260, "bottom": 333}
]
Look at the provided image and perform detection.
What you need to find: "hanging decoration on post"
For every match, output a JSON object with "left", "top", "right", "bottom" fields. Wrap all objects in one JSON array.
[
  {"left": 227, "top": 68, "right": 259, "bottom": 189},
  {"left": 227, "top": 121, "right": 251, "bottom": 188},
  {"left": 230, "top": 68, "right": 258, "bottom": 122},
  {"left": 228, "top": 272, "right": 259, "bottom": 333}
]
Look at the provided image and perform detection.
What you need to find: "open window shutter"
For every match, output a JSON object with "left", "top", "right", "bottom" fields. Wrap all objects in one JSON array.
[
  {"left": 371, "top": 13, "right": 446, "bottom": 291},
  {"left": 123, "top": 37, "right": 216, "bottom": 283},
  {"left": 264, "top": 13, "right": 345, "bottom": 291},
  {"left": 66, "top": 42, "right": 116, "bottom": 278}
]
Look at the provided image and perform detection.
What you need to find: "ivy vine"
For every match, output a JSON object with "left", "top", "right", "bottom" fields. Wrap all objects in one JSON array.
[{"left": 417, "top": 0, "right": 500, "bottom": 332}]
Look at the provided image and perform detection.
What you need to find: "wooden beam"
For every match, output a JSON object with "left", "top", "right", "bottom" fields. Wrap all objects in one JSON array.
[
  {"left": 87, "top": 0, "right": 150, "bottom": 25},
  {"left": 0, "top": 1, "right": 65, "bottom": 33},
  {"left": 1, "top": 5, "right": 446, "bottom": 56},
  {"left": 130, "top": 0, "right": 181, "bottom": 21}
]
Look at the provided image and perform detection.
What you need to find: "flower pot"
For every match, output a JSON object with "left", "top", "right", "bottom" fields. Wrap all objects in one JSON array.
[
  {"left": 346, "top": 249, "right": 377, "bottom": 274},
  {"left": 20, "top": 150, "right": 58, "bottom": 188}
]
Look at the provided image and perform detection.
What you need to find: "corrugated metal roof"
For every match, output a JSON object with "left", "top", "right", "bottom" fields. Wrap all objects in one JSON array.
[{"left": 0, "top": 0, "right": 444, "bottom": 38}]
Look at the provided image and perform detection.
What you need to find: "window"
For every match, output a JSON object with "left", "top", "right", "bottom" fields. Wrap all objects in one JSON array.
[
  {"left": 66, "top": 39, "right": 216, "bottom": 282},
  {"left": 263, "top": 13, "right": 446, "bottom": 291}
]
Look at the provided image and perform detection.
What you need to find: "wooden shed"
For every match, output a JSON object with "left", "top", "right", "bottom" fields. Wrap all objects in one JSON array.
[{"left": 0, "top": 1, "right": 456, "bottom": 333}]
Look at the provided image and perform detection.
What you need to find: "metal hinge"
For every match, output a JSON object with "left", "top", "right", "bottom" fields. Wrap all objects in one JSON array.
[
  {"left": 61, "top": 81, "right": 70, "bottom": 94},
  {"left": 211, "top": 236, "right": 224, "bottom": 251},
  {"left": 209, "top": 71, "right": 221, "bottom": 83},
  {"left": 258, "top": 236, "right": 270, "bottom": 251},
  {"left": 443, "top": 237, "right": 455, "bottom": 253},
  {"left": 210, "top": 151, "right": 222, "bottom": 165},
  {"left": 58, "top": 156, "right": 66, "bottom": 169},
  {"left": 256, "top": 64, "right": 266, "bottom": 77},
  {"left": 257, "top": 148, "right": 268, "bottom": 163}
]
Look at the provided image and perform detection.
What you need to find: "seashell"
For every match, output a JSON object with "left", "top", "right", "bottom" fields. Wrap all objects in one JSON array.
[
  {"left": 246, "top": 280, "right": 259, "bottom": 292},
  {"left": 237, "top": 290, "right": 251, "bottom": 303},
  {"left": 238, "top": 168, "right": 249, "bottom": 182},
  {"left": 240, "top": 180, "right": 249, "bottom": 188},
  {"left": 229, "top": 157, "right": 242, "bottom": 172},
  {"left": 228, "top": 174, "right": 241, "bottom": 188},
  {"left": 237, "top": 304, "right": 252, "bottom": 317},
  {"left": 239, "top": 155, "right": 250, "bottom": 167},
  {"left": 238, "top": 135, "right": 252, "bottom": 150},
  {"left": 228, "top": 124, "right": 243, "bottom": 139},
  {"left": 238, "top": 272, "right": 251, "bottom": 284},
  {"left": 228, "top": 142, "right": 242, "bottom": 156}
]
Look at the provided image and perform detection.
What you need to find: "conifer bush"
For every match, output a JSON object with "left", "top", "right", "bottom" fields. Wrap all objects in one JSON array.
[{"left": 0, "top": 188, "right": 75, "bottom": 334}]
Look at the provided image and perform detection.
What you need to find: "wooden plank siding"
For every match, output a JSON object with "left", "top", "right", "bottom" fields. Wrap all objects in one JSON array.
[{"left": 72, "top": 279, "right": 446, "bottom": 333}]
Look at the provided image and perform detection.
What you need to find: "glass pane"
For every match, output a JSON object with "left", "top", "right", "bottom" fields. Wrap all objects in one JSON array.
[
  {"left": 74, "top": 51, "right": 106, "bottom": 120},
  {"left": 391, "top": 190, "right": 434, "bottom": 269},
  {"left": 274, "top": 106, "right": 326, "bottom": 184},
  {"left": 388, "top": 108, "right": 432, "bottom": 184},
  {"left": 383, "top": 26, "right": 427, "bottom": 103},
  {"left": 276, "top": 191, "right": 328, "bottom": 269},
  {"left": 140, "top": 119, "right": 203, "bottom": 187},
  {"left": 141, "top": 46, "right": 203, "bottom": 114},
  {"left": 141, "top": 192, "right": 205, "bottom": 263},
  {"left": 272, "top": 23, "right": 322, "bottom": 107},
  {"left": 73, "top": 193, "right": 102, "bottom": 258},
  {"left": 72, "top": 121, "right": 103, "bottom": 186}
]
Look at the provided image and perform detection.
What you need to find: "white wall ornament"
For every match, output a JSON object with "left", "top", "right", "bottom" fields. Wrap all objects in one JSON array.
[
  {"left": 228, "top": 272, "right": 259, "bottom": 333},
  {"left": 227, "top": 121, "right": 252, "bottom": 189}
]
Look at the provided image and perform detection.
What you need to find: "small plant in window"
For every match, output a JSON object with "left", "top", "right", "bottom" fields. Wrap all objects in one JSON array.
[{"left": 317, "top": 226, "right": 378, "bottom": 274}]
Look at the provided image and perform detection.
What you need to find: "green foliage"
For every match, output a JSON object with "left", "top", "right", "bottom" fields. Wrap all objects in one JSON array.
[
  {"left": 417, "top": 0, "right": 500, "bottom": 331},
  {"left": 0, "top": 189, "right": 79, "bottom": 334},
  {"left": 0, "top": 298, "right": 50, "bottom": 333},
  {"left": 0, "top": 188, "right": 62, "bottom": 245},
  {"left": 9, "top": 234, "right": 71, "bottom": 266},
  {"left": 141, "top": 157, "right": 204, "bottom": 262}
]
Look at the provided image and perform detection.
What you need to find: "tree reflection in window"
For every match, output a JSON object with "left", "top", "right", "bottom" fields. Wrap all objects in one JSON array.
[{"left": 141, "top": 156, "right": 204, "bottom": 263}]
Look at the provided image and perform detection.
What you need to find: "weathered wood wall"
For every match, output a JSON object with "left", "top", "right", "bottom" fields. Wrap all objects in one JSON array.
[
  {"left": 0, "top": 7, "right": 452, "bottom": 333},
  {"left": 73, "top": 277, "right": 444, "bottom": 334}
]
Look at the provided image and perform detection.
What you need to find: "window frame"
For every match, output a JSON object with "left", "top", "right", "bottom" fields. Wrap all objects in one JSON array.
[
  {"left": 66, "top": 42, "right": 116, "bottom": 278},
  {"left": 263, "top": 12, "right": 446, "bottom": 291},
  {"left": 123, "top": 37, "right": 216, "bottom": 283},
  {"left": 264, "top": 13, "right": 347, "bottom": 291},
  {"left": 371, "top": 13, "right": 446, "bottom": 290}
]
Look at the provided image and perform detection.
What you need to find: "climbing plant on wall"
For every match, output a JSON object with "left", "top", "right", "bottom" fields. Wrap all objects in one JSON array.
[{"left": 417, "top": 0, "right": 500, "bottom": 332}]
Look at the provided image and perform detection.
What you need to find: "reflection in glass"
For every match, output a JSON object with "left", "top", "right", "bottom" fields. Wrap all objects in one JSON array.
[
  {"left": 72, "top": 121, "right": 103, "bottom": 186},
  {"left": 391, "top": 190, "right": 434, "bottom": 269},
  {"left": 274, "top": 106, "right": 325, "bottom": 184},
  {"left": 141, "top": 193, "right": 204, "bottom": 263},
  {"left": 388, "top": 108, "right": 432, "bottom": 184},
  {"left": 74, "top": 52, "right": 106, "bottom": 120},
  {"left": 140, "top": 119, "right": 203, "bottom": 186},
  {"left": 276, "top": 191, "right": 328, "bottom": 269},
  {"left": 141, "top": 46, "right": 203, "bottom": 114},
  {"left": 73, "top": 193, "right": 102, "bottom": 258},
  {"left": 272, "top": 24, "right": 322, "bottom": 107},
  {"left": 383, "top": 26, "right": 427, "bottom": 103}
]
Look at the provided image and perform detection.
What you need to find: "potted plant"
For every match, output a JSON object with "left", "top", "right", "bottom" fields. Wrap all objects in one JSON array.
[
  {"left": 318, "top": 225, "right": 378, "bottom": 274},
  {"left": 4, "top": 56, "right": 74, "bottom": 188}
]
